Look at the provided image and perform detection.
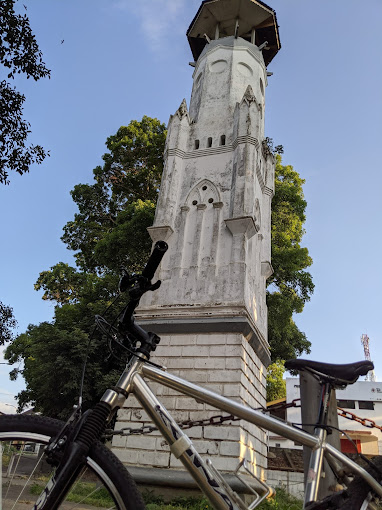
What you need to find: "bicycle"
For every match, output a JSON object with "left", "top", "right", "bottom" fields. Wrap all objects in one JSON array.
[{"left": 1, "top": 240, "right": 381, "bottom": 509}]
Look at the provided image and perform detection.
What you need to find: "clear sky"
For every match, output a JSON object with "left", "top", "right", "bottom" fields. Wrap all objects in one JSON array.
[{"left": 0, "top": 0, "right": 381, "bottom": 412}]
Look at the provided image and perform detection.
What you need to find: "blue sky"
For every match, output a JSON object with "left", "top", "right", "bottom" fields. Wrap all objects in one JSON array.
[{"left": 0, "top": 0, "right": 381, "bottom": 412}]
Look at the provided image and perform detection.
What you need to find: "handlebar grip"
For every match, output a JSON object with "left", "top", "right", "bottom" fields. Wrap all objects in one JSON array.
[{"left": 142, "top": 241, "right": 168, "bottom": 280}]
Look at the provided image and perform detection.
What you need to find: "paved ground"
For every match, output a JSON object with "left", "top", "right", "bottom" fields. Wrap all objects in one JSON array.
[{"left": 2, "top": 480, "right": 111, "bottom": 509}]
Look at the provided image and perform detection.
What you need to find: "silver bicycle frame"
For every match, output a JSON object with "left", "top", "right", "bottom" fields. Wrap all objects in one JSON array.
[{"left": 102, "top": 356, "right": 382, "bottom": 509}]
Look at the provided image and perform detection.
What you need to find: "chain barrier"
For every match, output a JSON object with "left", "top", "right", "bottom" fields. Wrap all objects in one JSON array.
[
  {"left": 106, "top": 399, "right": 302, "bottom": 437},
  {"left": 267, "top": 398, "right": 301, "bottom": 412},
  {"left": 269, "top": 398, "right": 382, "bottom": 433},
  {"left": 106, "top": 398, "right": 382, "bottom": 438},
  {"left": 107, "top": 414, "right": 241, "bottom": 437},
  {"left": 337, "top": 407, "right": 382, "bottom": 432}
]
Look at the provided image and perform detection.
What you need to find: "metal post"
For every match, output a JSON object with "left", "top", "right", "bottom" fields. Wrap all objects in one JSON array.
[{"left": 300, "top": 371, "right": 341, "bottom": 500}]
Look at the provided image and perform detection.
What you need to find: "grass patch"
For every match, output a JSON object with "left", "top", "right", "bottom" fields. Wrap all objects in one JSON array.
[
  {"left": 142, "top": 488, "right": 302, "bottom": 510},
  {"left": 257, "top": 488, "right": 302, "bottom": 510},
  {"left": 30, "top": 481, "right": 115, "bottom": 508},
  {"left": 2, "top": 444, "right": 19, "bottom": 467},
  {"left": 29, "top": 483, "right": 302, "bottom": 509},
  {"left": 2, "top": 453, "right": 11, "bottom": 467},
  {"left": 142, "top": 491, "right": 213, "bottom": 510}
]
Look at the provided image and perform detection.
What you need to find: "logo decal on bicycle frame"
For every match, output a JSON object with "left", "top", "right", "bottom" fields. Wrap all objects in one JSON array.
[
  {"left": 155, "top": 405, "right": 234, "bottom": 510},
  {"left": 32, "top": 475, "right": 56, "bottom": 510}
]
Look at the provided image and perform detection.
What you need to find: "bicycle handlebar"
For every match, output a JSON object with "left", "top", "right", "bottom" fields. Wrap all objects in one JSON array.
[
  {"left": 118, "top": 241, "right": 168, "bottom": 347},
  {"left": 142, "top": 241, "right": 168, "bottom": 280}
]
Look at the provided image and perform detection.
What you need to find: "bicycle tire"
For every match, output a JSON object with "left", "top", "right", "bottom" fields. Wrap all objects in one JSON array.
[
  {"left": 306, "top": 456, "right": 382, "bottom": 510},
  {"left": 0, "top": 413, "right": 146, "bottom": 510}
]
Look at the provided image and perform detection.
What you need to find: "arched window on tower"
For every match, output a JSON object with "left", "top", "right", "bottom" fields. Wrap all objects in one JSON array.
[{"left": 180, "top": 180, "right": 222, "bottom": 271}]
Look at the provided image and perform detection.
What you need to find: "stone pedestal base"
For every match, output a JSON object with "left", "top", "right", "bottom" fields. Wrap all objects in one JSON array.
[{"left": 112, "top": 331, "right": 268, "bottom": 482}]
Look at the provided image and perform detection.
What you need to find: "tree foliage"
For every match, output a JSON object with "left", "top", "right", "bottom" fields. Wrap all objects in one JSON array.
[
  {"left": 6, "top": 301, "right": 126, "bottom": 419},
  {"left": 0, "top": 301, "right": 16, "bottom": 344},
  {"left": 0, "top": 0, "right": 50, "bottom": 184},
  {"left": 61, "top": 118, "right": 165, "bottom": 273},
  {"left": 266, "top": 360, "right": 286, "bottom": 402},
  {"left": 267, "top": 156, "right": 314, "bottom": 360},
  {"left": 5, "top": 117, "right": 166, "bottom": 417},
  {"left": 4, "top": 120, "right": 313, "bottom": 417}
]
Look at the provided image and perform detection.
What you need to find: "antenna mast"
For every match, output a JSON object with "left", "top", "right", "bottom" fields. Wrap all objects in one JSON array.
[{"left": 361, "top": 334, "right": 376, "bottom": 382}]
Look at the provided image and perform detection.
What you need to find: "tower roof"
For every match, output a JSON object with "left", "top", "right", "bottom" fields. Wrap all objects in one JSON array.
[{"left": 187, "top": 0, "right": 281, "bottom": 66}]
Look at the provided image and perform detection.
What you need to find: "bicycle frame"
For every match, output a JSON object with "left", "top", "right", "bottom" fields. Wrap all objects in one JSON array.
[{"left": 102, "top": 355, "right": 382, "bottom": 510}]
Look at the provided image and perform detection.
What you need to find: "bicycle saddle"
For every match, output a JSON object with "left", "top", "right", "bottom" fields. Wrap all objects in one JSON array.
[{"left": 284, "top": 359, "right": 374, "bottom": 385}]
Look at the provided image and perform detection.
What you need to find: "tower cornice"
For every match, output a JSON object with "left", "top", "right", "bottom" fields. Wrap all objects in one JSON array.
[
  {"left": 135, "top": 306, "right": 272, "bottom": 367},
  {"left": 165, "top": 135, "right": 264, "bottom": 161}
]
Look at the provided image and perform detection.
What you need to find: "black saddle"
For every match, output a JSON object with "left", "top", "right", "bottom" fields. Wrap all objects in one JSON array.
[{"left": 284, "top": 359, "right": 374, "bottom": 386}]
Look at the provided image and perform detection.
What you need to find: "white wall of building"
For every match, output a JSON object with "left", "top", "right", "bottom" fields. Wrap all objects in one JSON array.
[{"left": 269, "top": 378, "right": 382, "bottom": 455}]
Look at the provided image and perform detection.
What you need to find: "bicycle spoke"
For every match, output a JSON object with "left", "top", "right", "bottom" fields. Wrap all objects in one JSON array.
[
  {"left": 4, "top": 445, "right": 26, "bottom": 503},
  {"left": 65, "top": 479, "right": 117, "bottom": 510},
  {"left": 8, "top": 445, "right": 48, "bottom": 510}
]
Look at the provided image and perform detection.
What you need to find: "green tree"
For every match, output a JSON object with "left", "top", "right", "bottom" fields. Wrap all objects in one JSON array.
[
  {"left": 0, "top": 301, "right": 16, "bottom": 344},
  {"left": 5, "top": 117, "right": 166, "bottom": 417},
  {"left": 267, "top": 155, "right": 314, "bottom": 360},
  {"left": 61, "top": 117, "right": 166, "bottom": 274},
  {"left": 6, "top": 301, "right": 127, "bottom": 419},
  {"left": 0, "top": 0, "right": 50, "bottom": 184},
  {"left": 266, "top": 360, "right": 286, "bottom": 402}
]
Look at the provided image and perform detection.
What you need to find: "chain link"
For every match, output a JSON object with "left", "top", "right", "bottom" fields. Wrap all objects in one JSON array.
[
  {"left": 270, "top": 398, "right": 382, "bottom": 433},
  {"left": 337, "top": 407, "right": 382, "bottom": 432},
  {"left": 106, "top": 399, "right": 302, "bottom": 437},
  {"left": 106, "top": 398, "right": 382, "bottom": 438},
  {"left": 107, "top": 413, "right": 241, "bottom": 437},
  {"left": 267, "top": 398, "right": 301, "bottom": 412}
]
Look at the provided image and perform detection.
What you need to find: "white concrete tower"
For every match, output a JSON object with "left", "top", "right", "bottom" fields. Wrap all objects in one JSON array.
[{"left": 113, "top": 0, "right": 281, "bottom": 484}]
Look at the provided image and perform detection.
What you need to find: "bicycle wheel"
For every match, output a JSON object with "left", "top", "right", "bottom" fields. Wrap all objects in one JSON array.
[
  {"left": 343, "top": 456, "right": 382, "bottom": 510},
  {"left": 0, "top": 413, "right": 146, "bottom": 510},
  {"left": 306, "top": 456, "right": 382, "bottom": 510}
]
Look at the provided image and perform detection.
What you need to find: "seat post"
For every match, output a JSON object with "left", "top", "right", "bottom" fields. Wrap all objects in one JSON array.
[{"left": 301, "top": 373, "right": 340, "bottom": 505}]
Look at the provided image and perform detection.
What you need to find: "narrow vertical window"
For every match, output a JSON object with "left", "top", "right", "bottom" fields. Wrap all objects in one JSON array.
[
  {"left": 220, "top": 135, "right": 226, "bottom": 146},
  {"left": 195, "top": 139, "right": 200, "bottom": 149},
  {"left": 207, "top": 137, "right": 212, "bottom": 148}
]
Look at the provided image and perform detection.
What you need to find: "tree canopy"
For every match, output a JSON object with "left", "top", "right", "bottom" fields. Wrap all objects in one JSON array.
[
  {"left": 5, "top": 300, "right": 127, "bottom": 419},
  {"left": 5, "top": 117, "right": 167, "bottom": 417},
  {"left": 61, "top": 118, "right": 165, "bottom": 274},
  {"left": 0, "top": 301, "right": 16, "bottom": 344},
  {"left": 4, "top": 118, "right": 313, "bottom": 417},
  {"left": 0, "top": 0, "right": 50, "bottom": 184},
  {"left": 266, "top": 360, "right": 286, "bottom": 402},
  {"left": 267, "top": 156, "right": 314, "bottom": 360}
]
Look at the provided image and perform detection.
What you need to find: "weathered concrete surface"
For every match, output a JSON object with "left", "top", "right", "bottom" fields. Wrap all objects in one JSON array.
[{"left": 141, "top": 36, "right": 275, "bottom": 349}]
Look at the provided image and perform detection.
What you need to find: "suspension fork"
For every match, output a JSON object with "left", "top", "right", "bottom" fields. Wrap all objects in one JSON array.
[
  {"left": 32, "top": 357, "right": 146, "bottom": 509},
  {"left": 32, "top": 401, "right": 112, "bottom": 510}
]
